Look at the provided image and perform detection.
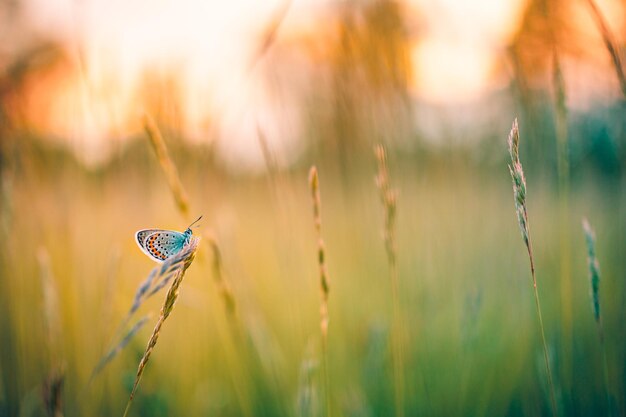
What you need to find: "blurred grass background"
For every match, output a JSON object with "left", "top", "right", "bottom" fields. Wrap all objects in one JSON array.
[{"left": 1, "top": 0, "right": 626, "bottom": 416}]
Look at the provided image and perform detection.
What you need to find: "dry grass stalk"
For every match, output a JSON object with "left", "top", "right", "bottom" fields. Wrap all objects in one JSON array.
[
  {"left": 257, "top": 126, "right": 278, "bottom": 176},
  {"left": 308, "top": 166, "right": 331, "bottom": 417},
  {"left": 122, "top": 237, "right": 199, "bottom": 417},
  {"left": 296, "top": 347, "right": 319, "bottom": 417},
  {"left": 106, "top": 241, "right": 201, "bottom": 347},
  {"left": 507, "top": 119, "right": 558, "bottom": 416},
  {"left": 374, "top": 144, "right": 404, "bottom": 417},
  {"left": 257, "top": 125, "right": 281, "bottom": 200},
  {"left": 91, "top": 314, "right": 151, "bottom": 380},
  {"left": 248, "top": 0, "right": 292, "bottom": 70},
  {"left": 207, "top": 237, "right": 237, "bottom": 317},
  {"left": 308, "top": 167, "right": 330, "bottom": 338},
  {"left": 42, "top": 367, "right": 64, "bottom": 417},
  {"left": 582, "top": 218, "right": 611, "bottom": 415},
  {"left": 143, "top": 113, "right": 190, "bottom": 217},
  {"left": 143, "top": 114, "right": 237, "bottom": 318},
  {"left": 552, "top": 50, "right": 574, "bottom": 386},
  {"left": 139, "top": 112, "right": 244, "bottom": 414},
  {"left": 37, "top": 247, "right": 65, "bottom": 417},
  {"left": 584, "top": 0, "right": 626, "bottom": 98},
  {"left": 37, "top": 248, "right": 62, "bottom": 364},
  {"left": 90, "top": 249, "right": 171, "bottom": 381}
]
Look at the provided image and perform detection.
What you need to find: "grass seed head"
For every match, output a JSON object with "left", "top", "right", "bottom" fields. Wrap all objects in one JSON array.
[
  {"left": 507, "top": 119, "right": 529, "bottom": 246},
  {"left": 582, "top": 218, "right": 601, "bottom": 323},
  {"left": 123, "top": 237, "right": 199, "bottom": 417}
]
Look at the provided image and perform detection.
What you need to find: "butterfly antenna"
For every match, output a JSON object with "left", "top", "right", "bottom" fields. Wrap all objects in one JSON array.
[{"left": 188, "top": 215, "right": 203, "bottom": 229}]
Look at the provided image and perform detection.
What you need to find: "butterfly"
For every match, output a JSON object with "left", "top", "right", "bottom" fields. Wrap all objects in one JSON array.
[{"left": 135, "top": 216, "right": 202, "bottom": 263}]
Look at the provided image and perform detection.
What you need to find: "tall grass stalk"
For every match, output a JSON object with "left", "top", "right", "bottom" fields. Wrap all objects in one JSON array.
[
  {"left": 296, "top": 343, "right": 319, "bottom": 417},
  {"left": 142, "top": 116, "right": 254, "bottom": 415},
  {"left": 108, "top": 241, "right": 201, "bottom": 348},
  {"left": 92, "top": 241, "right": 203, "bottom": 390},
  {"left": 552, "top": 51, "right": 573, "bottom": 388},
  {"left": 248, "top": 0, "right": 292, "bottom": 70},
  {"left": 37, "top": 247, "right": 62, "bottom": 365},
  {"left": 584, "top": 0, "right": 626, "bottom": 98},
  {"left": 257, "top": 126, "right": 281, "bottom": 203},
  {"left": 91, "top": 315, "right": 151, "bottom": 381},
  {"left": 143, "top": 113, "right": 190, "bottom": 217},
  {"left": 308, "top": 166, "right": 331, "bottom": 417},
  {"left": 507, "top": 119, "right": 557, "bottom": 416},
  {"left": 143, "top": 114, "right": 236, "bottom": 316},
  {"left": 374, "top": 144, "right": 404, "bottom": 417},
  {"left": 207, "top": 237, "right": 237, "bottom": 318},
  {"left": 37, "top": 247, "right": 65, "bottom": 417},
  {"left": 122, "top": 238, "right": 199, "bottom": 417},
  {"left": 582, "top": 218, "right": 611, "bottom": 416}
]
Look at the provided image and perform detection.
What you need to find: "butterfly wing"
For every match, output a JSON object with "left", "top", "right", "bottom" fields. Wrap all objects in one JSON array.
[
  {"left": 136, "top": 229, "right": 162, "bottom": 248},
  {"left": 135, "top": 229, "right": 186, "bottom": 263}
]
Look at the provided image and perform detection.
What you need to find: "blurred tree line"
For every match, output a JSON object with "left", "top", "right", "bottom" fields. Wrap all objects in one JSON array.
[{"left": 0, "top": 0, "right": 624, "bottom": 183}]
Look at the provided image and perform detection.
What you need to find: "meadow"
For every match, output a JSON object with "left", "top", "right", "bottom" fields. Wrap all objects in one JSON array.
[
  {"left": 0, "top": 123, "right": 624, "bottom": 416},
  {"left": 1, "top": 0, "right": 626, "bottom": 415}
]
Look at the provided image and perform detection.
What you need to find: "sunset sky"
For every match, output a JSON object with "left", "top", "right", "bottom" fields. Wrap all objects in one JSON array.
[{"left": 5, "top": 0, "right": 624, "bottom": 168}]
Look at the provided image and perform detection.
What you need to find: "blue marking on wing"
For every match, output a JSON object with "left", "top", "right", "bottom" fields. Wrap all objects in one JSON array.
[{"left": 147, "top": 231, "right": 187, "bottom": 261}]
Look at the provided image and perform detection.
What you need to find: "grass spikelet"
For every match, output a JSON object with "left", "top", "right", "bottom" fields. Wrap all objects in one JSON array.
[
  {"left": 507, "top": 122, "right": 528, "bottom": 246},
  {"left": 37, "top": 247, "right": 62, "bottom": 363},
  {"left": 584, "top": 0, "right": 626, "bottom": 98},
  {"left": 143, "top": 113, "right": 190, "bottom": 217},
  {"left": 507, "top": 119, "right": 558, "bottom": 416},
  {"left": 248, "top": 0, "right": 292, "bottom": 70},
  {"left": 42, "top": 367, "right": 64, "bottom": 417},
  {"left": 582, "top": 218, "right": 611, "bottom": 415},
  {"left": 90, "top": 314, "right": 151, "bottom": 381},
  {"left": 143, "top": 114, "right": 237, "bottom": 318},
  {"left": 551, "top": 49, "right": 574, "bottom": 390},
  {"left": 582, "top": 219, "right": 601, "bottom": 324},
  {"left": 308, "top": 166, "right": 331, "bottom": 417},
  {"left": 374, "top": 144, "right": 404, "bottom": 417},
  {"left": 37, "top": 247, "right": 65, "bottom": 417},
  {"left": 106, "top": 242, "right": 200, "bottom": 347},
  {"left": 122, "top": 237, "right": 199, "bottom": 417},
  {"left": 296, "top": 350, "right": 319, "bottom": 417},
  {"left": 207, "top": 236, "right": 237, "bottom": 317}
]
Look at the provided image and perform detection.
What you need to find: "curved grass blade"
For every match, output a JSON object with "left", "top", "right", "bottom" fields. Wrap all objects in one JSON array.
[{"left": 90, "top": 314, "right": 151, "bottom": 381}]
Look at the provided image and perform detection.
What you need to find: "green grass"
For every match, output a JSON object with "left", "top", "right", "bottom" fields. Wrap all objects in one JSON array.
[{"left": 1, "top": 144, "right": 624, "bottom": 416}]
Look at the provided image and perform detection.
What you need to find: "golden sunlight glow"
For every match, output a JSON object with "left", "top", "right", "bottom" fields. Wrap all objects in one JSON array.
[
  {"left": 411, "top": 0, "right": 526, "bottom": 103},
  {"left": 10, "top": 0, "right": 622, "bottom": 167},
  {"left": 412, "top": 39, "right": 493, "bottom": 103},
  {"left": 20, "top": 0, "right": 286, "bottom": 166}
]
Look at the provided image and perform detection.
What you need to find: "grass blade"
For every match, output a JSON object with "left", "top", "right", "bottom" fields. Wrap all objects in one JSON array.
[
  {"left": 374, "top": 144, "right": 404, "bottom": 417},
  {"left": 582, "top": 218, "right": 612, "bottom": 416},
  {"left": 143, "top": 113, "right": 190, "bottom": 217},
  {"left": 507, "top": 119, "right": 558, "bottom": 416},
  {"left": 584, "top": 0, "right": 626, "bottom": 98},
  {"left": 308, "top": 166, "right": 331, "bottom": 417}
]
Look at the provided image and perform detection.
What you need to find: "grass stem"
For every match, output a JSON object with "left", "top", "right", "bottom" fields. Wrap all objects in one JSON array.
[
  {"left": 122, "top": 238, "right": 199, "bottom": 417},
  {"left": 308, "top": 166, "right": 331, "bottom": 417},
  {"left": 143, "top": 114, "right": 237, "bottom": 317},
  {"left": 375, "top": 145, "right": 404, "bottom": 417},
  {"left": 143, "top": 113, "right": 190, "bottom": 218},
  {"left": 584, "top": 0, "right": 626, "bottom": 98},
  {"left": 526, "top": 230, "right": 558, "bottom": 416},
  {"left": 507, "top": 119, "right": 558, "bottom": 416},
  {"left": 552, "top": 49, "right": 573, "bottom": 394},
  {"left": 582, "top": 218, "right": 612, "bottom": 416}
]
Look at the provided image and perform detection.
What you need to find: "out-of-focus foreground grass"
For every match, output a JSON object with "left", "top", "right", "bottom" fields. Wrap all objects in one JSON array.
[
  {"left": 1, "top": 1, "right": 626, "bottom": 415},
  {"left": 0, "top": 135, "right": 624, "bottom": 416}
]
